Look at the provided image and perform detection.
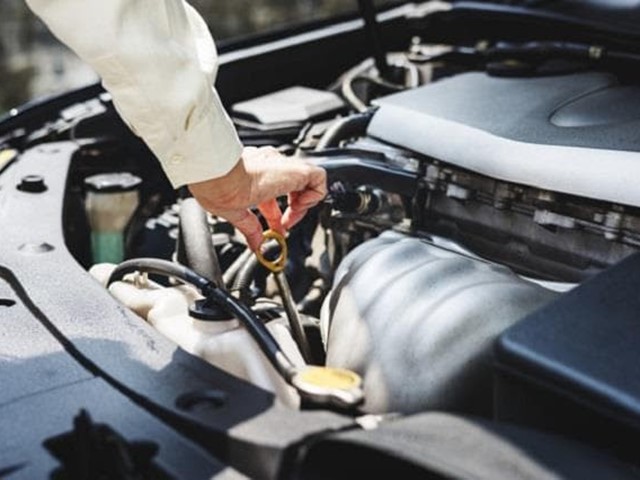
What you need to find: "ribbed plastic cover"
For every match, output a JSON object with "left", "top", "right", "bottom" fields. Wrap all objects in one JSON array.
[{"left": 322, "top": 231, "right": 557, "bottom": 414}]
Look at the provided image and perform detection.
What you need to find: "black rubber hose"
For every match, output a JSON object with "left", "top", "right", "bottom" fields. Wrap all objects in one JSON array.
[
  {"left": 232, "top": 255, "right": 261, "bottom": 293},
  {"left": 177, "top": 198, "right": 225, "bottom": 288},
  {"left": 307, "top": 152, "right": 418, "bottom": 196},
  {"left": 315, "top": 111, "right": 374, "bottom": 151},
  {"left": 222, "top": 248, "right": 254, "bottom": 288},
  {"left": 107, "top": 258, "right": 297, "bottom": 380},
  {"left": 206, "top": 287, "right": 297, "bottom": 380},
  {"left": 484, "top": 41, "right": 640, "bottom": 67},
  {"left": 485, "top": 41, "right": 592, "bottom": 61},
  {"left": 232, "top": 242, "right": 280, "bottom": 292},
  {"left": 108, "top": 258, "right": 211, "bottom": 292}
]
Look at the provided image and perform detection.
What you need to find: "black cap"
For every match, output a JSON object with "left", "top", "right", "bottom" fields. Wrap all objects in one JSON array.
[
  {"left": 17, "top": 175, "right": 47, "bottom": 193},
  {"left": 189, "top": 299, "right": 230, "bottom": 322}
]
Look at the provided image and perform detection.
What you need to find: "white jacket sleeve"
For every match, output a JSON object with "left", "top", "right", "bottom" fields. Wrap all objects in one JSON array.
[{"left": 26, "top": 0, "right": 243, "bottom": 188}]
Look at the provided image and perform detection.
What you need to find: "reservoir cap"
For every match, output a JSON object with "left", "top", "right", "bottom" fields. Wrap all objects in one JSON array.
[
  {"left": 85, "top": 172, "right": 142, "bottom": 193},
  {"left": 292, "top": 366, "right": 364, "bottom": 409}
]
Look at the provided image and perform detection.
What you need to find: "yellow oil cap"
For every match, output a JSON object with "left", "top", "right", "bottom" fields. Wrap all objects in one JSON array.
[
  {"left": 296, "top": 366, "right": 362, "bottom": 390},
  {"left": 291, "top": 366, "right": 364, "bottom": 408},
  {"left": 0, "top": 149, "right": 18, "bottom": 171}
]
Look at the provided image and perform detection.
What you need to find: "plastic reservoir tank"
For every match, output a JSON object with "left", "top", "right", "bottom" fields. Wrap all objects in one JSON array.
[{"left": 90, "top": 263, "right": 305, "bottom": 408}]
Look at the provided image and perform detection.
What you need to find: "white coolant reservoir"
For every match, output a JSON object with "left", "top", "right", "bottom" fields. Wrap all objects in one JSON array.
[{"left": 90, "top": 264, "right": 305, "bottom": 408}]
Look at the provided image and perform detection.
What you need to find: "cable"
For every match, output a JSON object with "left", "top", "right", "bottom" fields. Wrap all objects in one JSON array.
[
  {"left": 107, "top": 258, "right": 297, "bottom": 380},
  {"left": 307, "top": 152, "right": 418, "bottom": 196},
  {"left": 315, "top": 111, "right": 374, "bottom": 151},
  {"left": 232, "top": 242, "right": 281, "bottom": 292},
  {"left": 339, "top": 53, "right": 421, "bottom": 113},
  {"left": 484, "top": 41, "right": 640, "bottom": 68},
  {"left": 352, "top": 75, "right": 405, "bottom": 93},
  {"left": 206, "top": 288, "right": 297, "bottom": 380},
  {"left": 108, "top": 258, "right": 211, "bottom": 292},
  {"left": 222, "top": 248, "right": 254, "bottom": 288},
  {"left": 108, "top": 259, "right": 365, "bottom": 409}
]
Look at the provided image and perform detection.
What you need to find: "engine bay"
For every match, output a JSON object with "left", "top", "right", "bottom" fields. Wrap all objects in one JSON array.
[{"left": 4, "top": 1, "right": 640, "bottom": 478}]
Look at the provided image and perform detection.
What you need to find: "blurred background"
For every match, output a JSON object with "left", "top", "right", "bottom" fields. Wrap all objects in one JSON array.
[{"left": 0, "top": 0, "right": 380, "bottom": 115}]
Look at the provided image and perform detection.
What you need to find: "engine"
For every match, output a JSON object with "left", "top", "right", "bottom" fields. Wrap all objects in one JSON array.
[
  {"left": 56, "top": 23, "right": 640, "bottom": 418},
  {"left": 8, "top": 3, "right": 640, "bottom": 477}
]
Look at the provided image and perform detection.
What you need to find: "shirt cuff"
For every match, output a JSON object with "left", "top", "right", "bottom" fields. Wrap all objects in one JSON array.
[{"left": 160, "top": 88, "right": 243, "bottom": 188}]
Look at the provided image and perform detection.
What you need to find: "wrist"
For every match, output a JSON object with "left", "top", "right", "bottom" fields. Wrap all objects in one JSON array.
[{"left": 188, "top": 156, "right": 251, "bottom": 213}]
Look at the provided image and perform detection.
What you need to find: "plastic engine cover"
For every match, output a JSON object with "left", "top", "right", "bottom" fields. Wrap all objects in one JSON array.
[{"left": 322, "top": 231, "right": 558, "bottom": 414}]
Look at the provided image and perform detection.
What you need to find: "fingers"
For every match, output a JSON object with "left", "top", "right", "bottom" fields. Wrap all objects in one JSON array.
[
  {"left": 188, "top": 147, "right": 328, "bottom": 248},
  {"left": 257, "top": 198, "right": 284, "bottom": 234},
  {"left": 222, "top": 208, "right": 264, "bottom": 251},
  {"left": 281, "top": 193, "right": 309, "bottom": 229},
  {"left": 293, "top": 185, "right": 327, "bottom": 210},
  {"left": 281, "top": 178, "right": 327, "bottom": 229},
  {"left": 282, "top": 206, "right": 308, "bottom": 230},
  {"left": 306, "top": 165, "right": 328, "bottom": 201}
]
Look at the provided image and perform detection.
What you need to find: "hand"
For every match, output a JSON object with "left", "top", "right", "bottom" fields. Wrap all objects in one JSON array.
[{"left": 188, "top": 146, "right": 327, "bottom": 251}]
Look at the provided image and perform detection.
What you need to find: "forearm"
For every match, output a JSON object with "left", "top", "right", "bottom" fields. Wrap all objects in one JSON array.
[
  {"left": 27, "top": 0, "right": 327, "bottom": 246},
  {"left": 26, "top": 0, "right": 242, "bottom": 187}
]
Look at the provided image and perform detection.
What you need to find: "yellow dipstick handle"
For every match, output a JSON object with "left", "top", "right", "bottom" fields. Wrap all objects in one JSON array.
[{"left": 255, "top": 229, "right": 288, "bottom": 273}]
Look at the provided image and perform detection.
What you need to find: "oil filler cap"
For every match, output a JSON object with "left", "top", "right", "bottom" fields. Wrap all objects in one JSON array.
[{"left": 292, "top": 366, "right": 364, "bottom": 409}]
